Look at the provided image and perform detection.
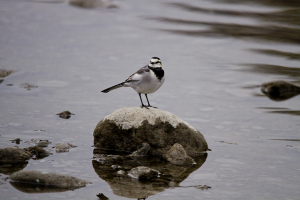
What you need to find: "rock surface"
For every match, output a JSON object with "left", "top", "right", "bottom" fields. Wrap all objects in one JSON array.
[
  {"left": 0, "top": 69, "right": 14, "bottom": 84},
  {"left": 93, "top": 107, "right": 208, "bottom": 156},
  {"left": 0, "top": 147, "right": 31, "bottom": 163},
  {"left": 24, "top": 146, "right": 50, "bottom": 159},
  {"left": 163, "top": 143, "right": 195, "bottom": 165},
  {"left": 261, "top": 80, "right": 300, "bottom": 101},
  {"left": 10, "top": 170, "right": 90, "bottom": 189}
]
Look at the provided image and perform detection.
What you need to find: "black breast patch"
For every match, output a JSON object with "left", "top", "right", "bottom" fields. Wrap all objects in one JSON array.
[{"left": 149, "top": 67, "right": 164, "bottom": 81}]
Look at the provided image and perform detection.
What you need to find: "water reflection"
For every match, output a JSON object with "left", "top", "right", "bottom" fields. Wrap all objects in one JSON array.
[
  {"left": 0, "top": 163, "right": 28, "bottom": 175},
  {"left": 10, "top": 182, "right": 78, "bottom": 193},
  {"left": 168, "top": 2, "right": 300, "bottom": 26},
  {"left": 249, "top": 49, "right": 300, "bottom": 61},
  {"left": 241, "top": 64, "right": 300, "bottom": 79},
  {"left": 148, "top": 2, "right": 300, "bottom": 44},
  {"left": 92, "top": 150, "right": 207, "bottom": 199},
  {"left": 214, "top": 0, "right": 300, "bottom": 7},
  {"left": 258, "top": 107, "right": 300, "bottom": 116},
  {"left": 152, "top": 17, "right": 300, "bottom": 44}
]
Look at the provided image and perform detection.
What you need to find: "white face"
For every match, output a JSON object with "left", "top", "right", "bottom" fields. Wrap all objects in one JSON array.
[{"left": 149, "top": 57, "right": 162, "bottom": 68}]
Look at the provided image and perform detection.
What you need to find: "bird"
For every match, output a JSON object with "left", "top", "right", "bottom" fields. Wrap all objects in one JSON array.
[{"left": 101, "top": 57, "right": 165, "bottom": 108}]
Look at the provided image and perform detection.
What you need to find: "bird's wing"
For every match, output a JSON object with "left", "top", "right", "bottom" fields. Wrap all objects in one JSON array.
[{"left": 125, "top": 65, "right": 149, "bottom": 82}]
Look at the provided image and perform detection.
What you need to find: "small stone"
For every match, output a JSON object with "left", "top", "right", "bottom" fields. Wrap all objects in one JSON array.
[
  {"left": 55, "top": 142, "right": 76, "bottom": 153},
  {"left": 116, "top": 170, "right": 126, "bottom": 176},
  {"left": 128, "top": 166, "right": 160, "bottom": 180},
  {"left": 111, "top": 165, "right": 121, "bottom": 169},
  {"left": 56, "top": 111, "right": 74, "bottom": 119},
  {"left": 9, "top": 138, "right": 21, "bottom": 144},
  {"left": 0, "top": 69, "right": 14, "bottom": 79},
  {"left": 96, "top": 154, "right": 124, "bottom": 164},
  {"left": 96, "top": 193, "right": 109, "bottom": 200},
  {"left": 21, "top": 83, "right": 38, "bottom": 90},
  {"left": 163, "top": 143, "right": 196, "bottom": 165},
  {"left": 36, "top": 140, "right": 51, "bottom": 148},
  {"left": 24, "top": 146, "right": 50, "bottom": 158}
]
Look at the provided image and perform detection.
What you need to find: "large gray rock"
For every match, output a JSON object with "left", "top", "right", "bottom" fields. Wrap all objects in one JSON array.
[
  {"left": 93, "top": 107, "right": 208, "bottom": 156},
  {"left": 10, "top": 170, "right": 90, "bottom": 189}
]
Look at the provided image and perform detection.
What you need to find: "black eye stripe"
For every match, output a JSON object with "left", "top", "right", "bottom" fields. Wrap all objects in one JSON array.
[{"left": 151, "top": 61, "right": 161, "bottom": 64}]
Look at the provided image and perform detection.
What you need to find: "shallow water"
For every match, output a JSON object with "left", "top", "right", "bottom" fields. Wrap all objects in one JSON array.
[{"left": 0, "top": 0, "right": 299, "bottom": 199}]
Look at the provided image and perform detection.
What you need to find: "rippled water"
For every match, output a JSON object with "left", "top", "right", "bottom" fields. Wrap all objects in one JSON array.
[{"left": 0, "top": 0, "right": 299, "bottom": 199}]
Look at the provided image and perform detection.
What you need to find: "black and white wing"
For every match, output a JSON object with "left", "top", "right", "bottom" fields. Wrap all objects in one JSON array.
[{"left": 125, "top": 65, "right": 149, "bottom": 82}]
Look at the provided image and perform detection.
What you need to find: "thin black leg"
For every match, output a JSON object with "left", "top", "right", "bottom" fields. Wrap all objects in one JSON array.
[
  {"left": 139, "top": 93, "right": 148, "bottom": 109},
  {"left": 145, "top": 94, "right": 157, "bottom": 108}
]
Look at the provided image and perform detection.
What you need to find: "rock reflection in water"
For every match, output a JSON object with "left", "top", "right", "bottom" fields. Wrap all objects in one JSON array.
[
  {"left": 10, "top": 182, "right": 75, "bottom": 193},
  {"left": 0, "top": 163, "right": 28, "bottom": 175},
  {"left": 92, "top": 149, "right": 207, "bottom": 199},
  {"left": 148, "top": 2, "right": 300, "bottom": 44},
  {"left": 241, "top": 64, "right": 300, "bottom": 79},
  {"left": 249, "top": 49, "right": 300, "bottom": 61}
]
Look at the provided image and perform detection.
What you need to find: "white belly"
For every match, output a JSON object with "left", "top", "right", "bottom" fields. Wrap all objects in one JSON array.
[{"left": 131, "top": 76, "right": 165, "bottom": 94}]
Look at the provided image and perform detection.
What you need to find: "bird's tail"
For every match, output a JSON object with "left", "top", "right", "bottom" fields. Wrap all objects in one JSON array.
[{"left": 101, "top": 82, "right": 126, "bottom": 93}]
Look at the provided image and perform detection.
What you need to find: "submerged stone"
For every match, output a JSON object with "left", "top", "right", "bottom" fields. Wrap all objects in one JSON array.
[
  {"left": 128, "top": 166, "right": 160, "bottom": 180},
  {"left": 36, "top": 140, "right": 51, "bottom": 148},
  {"left": 93, "top": 107, "right": 209, "bottom": 156},
  {"left": 55, "top": 142, "right": 76, "bottom": 153},
  {"left": 10, "top": 170, "right": 90, "bottom": 189},
  {"left": 163, "top": 143, "right": 195, "bottom": 165},
  {"left": 128, "top": 143, "right": 150, "bottom": 157}
]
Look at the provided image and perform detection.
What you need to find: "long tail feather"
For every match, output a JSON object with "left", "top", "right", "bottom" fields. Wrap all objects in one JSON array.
[{"left": 101, "top": 82, "right": 125, "bottom": 93}]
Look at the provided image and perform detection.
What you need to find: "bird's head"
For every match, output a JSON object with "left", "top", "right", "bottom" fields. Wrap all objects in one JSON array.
[{"left": 148, "top": 57, "right": 162, "bottom": 68}]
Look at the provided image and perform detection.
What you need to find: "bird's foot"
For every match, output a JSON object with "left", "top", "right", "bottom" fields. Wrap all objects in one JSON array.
[
  {"left": 140, "top": 104, "right": 149, "bottom": 109},
  {"left": 148, "top": 105, "right": 157, "bottom": 109}
]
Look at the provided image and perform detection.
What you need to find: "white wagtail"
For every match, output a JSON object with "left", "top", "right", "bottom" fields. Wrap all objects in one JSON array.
[{"left": 101, "top": 57, "right": 165, "bottom": 108}]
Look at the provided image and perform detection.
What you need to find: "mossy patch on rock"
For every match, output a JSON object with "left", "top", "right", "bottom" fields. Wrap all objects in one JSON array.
[{"left": 93, "top": 107, "right": 208, "bottom": 156}]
